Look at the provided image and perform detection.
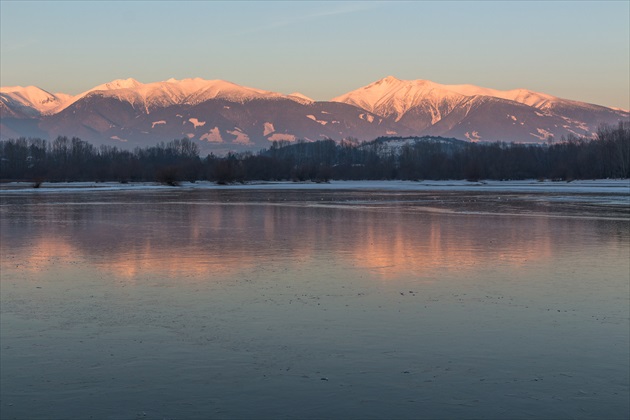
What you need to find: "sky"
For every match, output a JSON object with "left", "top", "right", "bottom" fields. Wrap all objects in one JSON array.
[{"left": 1, "top": 1, "right": 629, "bottom": 109}]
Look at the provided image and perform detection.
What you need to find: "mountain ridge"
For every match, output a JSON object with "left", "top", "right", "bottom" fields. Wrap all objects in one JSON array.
[{"left": 1, "top": 76, "right": 628, "bottom": 153}]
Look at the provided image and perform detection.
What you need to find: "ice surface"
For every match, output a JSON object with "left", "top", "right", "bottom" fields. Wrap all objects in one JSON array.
[{"left": 0, "top": 187, "right": 628, "bottom": 419}]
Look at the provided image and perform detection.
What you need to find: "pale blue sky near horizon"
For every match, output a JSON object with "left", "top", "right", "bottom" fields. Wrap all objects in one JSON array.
[{"left": 1, "top": 0, "right": 629, "bottom": 109}]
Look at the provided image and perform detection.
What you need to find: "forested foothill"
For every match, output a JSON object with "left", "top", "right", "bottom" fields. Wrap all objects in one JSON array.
[{"left": 1, "top": 123, "right": 628, "bottom": 185}]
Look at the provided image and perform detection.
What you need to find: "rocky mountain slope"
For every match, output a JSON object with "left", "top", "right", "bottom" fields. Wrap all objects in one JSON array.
[{"left": 2, "top": 76, "right": 627, "bottom": 153}]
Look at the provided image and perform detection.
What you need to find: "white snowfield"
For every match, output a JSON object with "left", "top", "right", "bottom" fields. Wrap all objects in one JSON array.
[
  {"left": 287, "top": 92, "right": 314, "bottom": 104},
  {"left": 331, "top": 75, "right": 622, "bottom": 121},
  {"left": 7, "top": 75, "right": 628, "bottom": 120},
  {"left": 2, "top": 180, "right": 628, "bottom": 196},
  {"left": 1, "top": 78, "right": 305, "bottom": 116},
  {"left": 0, "top": 85, "right": 72, "bottom": 116},
  {"left": 3, "top": 77, "right": 627, "bottom": 147}
]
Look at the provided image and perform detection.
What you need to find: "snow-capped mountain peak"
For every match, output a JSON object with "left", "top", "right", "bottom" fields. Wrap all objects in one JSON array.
[
  {"left": 91, "top": 78, "right": 143, "bottom": 91},
  {"left": 52, "top": 77, "right": 310, "bottom": 114},
  {"left": 73, "top": 77, "right": 314, "bottom": 112},
  {"left": 1, "top": 76, "right": 627, "bottom": 151},
  {"left": 378, "top": 75, "right": 402, "bottom": 84},
  {"left": 332, "top": 76, "right": 614, "bottom": 122},
  {"left": 332, "top": 76, "right": 465, "bottom": 120},
  {"left": 177, "top": 78, "right": 281, "bottom": 103},
  {"left": 446, "top": 84, "right": 559, "bottom": 108},
  {"left": 288, "top": 92, "right": 314, "bottom": 104},
  {"left": 0, "top": 85, "right": 71, "bottom": 116}
]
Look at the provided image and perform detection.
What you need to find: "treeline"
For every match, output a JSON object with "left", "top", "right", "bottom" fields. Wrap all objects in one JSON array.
[{"left": 0, "top": 123, "right": 628, "bottom": 184}]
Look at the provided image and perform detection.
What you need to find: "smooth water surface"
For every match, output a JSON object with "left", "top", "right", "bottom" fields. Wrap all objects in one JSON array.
[{"left": 1, "top": 188, "right": 629, "bottom": 419}]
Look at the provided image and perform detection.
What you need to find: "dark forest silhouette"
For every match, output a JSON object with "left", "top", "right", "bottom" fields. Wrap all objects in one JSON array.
[{"left": 1, "top": 123, "right": 628, "bottom": 185}]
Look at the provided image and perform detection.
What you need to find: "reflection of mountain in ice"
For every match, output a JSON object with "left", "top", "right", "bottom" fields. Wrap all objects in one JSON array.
[{"left": 1, "top": 187, "right": 628, "bottom": 420}]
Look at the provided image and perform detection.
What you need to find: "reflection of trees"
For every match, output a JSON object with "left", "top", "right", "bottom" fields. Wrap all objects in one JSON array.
[{"left": 1, "top": 191, "right": 628, "bottom": 282}]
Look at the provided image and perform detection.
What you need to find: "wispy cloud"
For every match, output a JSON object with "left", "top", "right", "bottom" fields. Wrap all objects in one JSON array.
[
  {"left": 239, "top": 2, "right": 384, "bottom": 35},
  {"left": 1, "top": 38, "right": 38, "bottom": 53}
]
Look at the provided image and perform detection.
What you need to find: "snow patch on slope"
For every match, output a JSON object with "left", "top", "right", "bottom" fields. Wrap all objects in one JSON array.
[
  {"left": 465, "top": 131, "right": 481, "bottom": 142},
  {"left": 268, "top": 133, "right": 296, "bottom": 142},
  {"left": 560, "top": 116, "right": 590, "bottom": 132},
  {"left": 359, "top": 113, "right": 375, "bottom": 123},
  {"left": 188, "top": 118, "right": 206, "bottom": 128},
  {"left": 228, "top": 128, "right": 251, "bottom": 145},
  {"left": 307, "top": 115, "right": 328, "bottom": 125},
  {"left": 530, "top": 128, "right": 553, "bottom": 140},
  {"left": 263, "top": 122, "right": 275, "bottom": 136},
  {"left": 200, "top": 127, "right": 223, "bottom": 143}
]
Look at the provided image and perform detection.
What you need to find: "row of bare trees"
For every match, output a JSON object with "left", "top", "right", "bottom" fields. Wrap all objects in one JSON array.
[{"left": 1, "top": 123, "right": 628, "bottom": 184}]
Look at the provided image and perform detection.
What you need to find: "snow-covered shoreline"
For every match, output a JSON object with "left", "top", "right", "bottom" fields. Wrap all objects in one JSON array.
[{"left": 1, "top": 179, "right": 629, "bottom": 194}]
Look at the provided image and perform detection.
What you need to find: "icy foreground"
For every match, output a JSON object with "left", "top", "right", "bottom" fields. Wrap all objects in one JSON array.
[{"left": 1, "top": 186, "right": 628, "bottom": 419}]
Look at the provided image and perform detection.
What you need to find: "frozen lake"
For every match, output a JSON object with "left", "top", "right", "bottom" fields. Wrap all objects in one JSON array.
[{"left": 1, "top": 184, "right": 629, "bottom": 419}]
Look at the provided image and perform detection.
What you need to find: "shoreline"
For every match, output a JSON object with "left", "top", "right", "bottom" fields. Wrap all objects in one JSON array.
[{"left": 1, "top": 179, "right": 629, "bottom": 194}]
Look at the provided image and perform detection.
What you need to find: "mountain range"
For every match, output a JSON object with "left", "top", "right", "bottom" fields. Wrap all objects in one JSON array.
[{"left": 1, "top": 76, "right": 627, "bottom": 153}]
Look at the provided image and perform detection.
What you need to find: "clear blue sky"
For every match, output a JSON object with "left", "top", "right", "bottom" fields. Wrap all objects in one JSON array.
[{"left": 1, "top": 1, "right": 629, "bottom": 109}]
